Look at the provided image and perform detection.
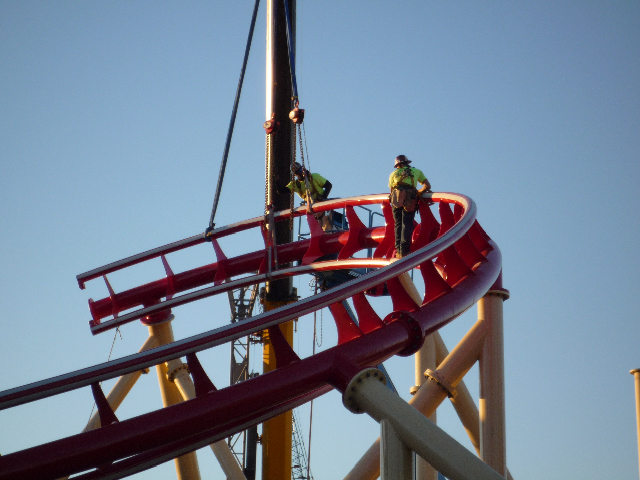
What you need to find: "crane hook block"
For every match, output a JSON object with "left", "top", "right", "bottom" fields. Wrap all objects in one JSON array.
[
  {"left": 263, "top": 118, "right": 280, "bottom": 134},
  {"left": 289, "top": 107, "right": 304, "bottom": 124}
]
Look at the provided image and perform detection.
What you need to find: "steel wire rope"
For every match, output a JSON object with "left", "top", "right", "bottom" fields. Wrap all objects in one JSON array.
[{"left": 206, "top": 0, "right": 261, "bottom": 236}]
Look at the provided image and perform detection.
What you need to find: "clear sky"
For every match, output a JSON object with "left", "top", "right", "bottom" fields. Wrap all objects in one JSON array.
[{"left": 1, "top": 1, "right": 639, "bottom": 479}]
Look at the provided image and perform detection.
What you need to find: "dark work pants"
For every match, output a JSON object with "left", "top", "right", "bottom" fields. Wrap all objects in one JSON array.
[{"left": 393, "top": 206, "right": 416, "bottom": 256}]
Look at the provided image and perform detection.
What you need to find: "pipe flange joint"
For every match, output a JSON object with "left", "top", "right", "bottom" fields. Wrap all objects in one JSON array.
[
  {"left": 342, "top": 367, "right": 386, "bottom": 414},
  {"left": 487, "top": 288, "right": 510, "bottom": 300},
  {"left": 424, "top": 369, "right": 457, "bottom": 398},
  {"left": 383, "top": 311, "right": 424, "bottom": 357},
  {"left": 166, "top": 363, "right": 190, "bottom": 383},
  {"left": 409, "top": 385, "right": 420, "bottom": 396}
]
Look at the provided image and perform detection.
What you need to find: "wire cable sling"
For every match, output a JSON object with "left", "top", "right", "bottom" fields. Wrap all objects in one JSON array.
[
  {"left": 282, "top": 0, "right": 298, "bottom": 101},
  {"left": 205, "top": 0, "right": 261, "bottom": 240}
]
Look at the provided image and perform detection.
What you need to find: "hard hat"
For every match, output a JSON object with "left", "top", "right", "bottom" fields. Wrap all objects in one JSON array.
[
  {"left": 291, "top": 161, "right": 303, "bottom": 174},
  {"left": 394, "top": 155, "right": 412, "bottom": 167}
]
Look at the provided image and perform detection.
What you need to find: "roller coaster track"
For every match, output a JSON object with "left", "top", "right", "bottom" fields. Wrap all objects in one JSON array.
[{"left": 0, "top": 192, "right": 502, "bottom": 480}]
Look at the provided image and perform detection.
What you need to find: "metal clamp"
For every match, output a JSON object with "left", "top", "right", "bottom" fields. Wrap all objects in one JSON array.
[
  {"left": 424, "top": 369, "right": 457, "bottom": 398},
  {"left": 166, "top": 362, "right": 190, "bottom": 383}
]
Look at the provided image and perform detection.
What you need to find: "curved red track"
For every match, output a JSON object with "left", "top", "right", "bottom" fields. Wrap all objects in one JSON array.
[{"left": 0, "top": 193, "right": 502, "bottom": 480}]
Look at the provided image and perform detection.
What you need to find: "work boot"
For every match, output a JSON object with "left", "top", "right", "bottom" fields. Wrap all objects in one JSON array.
[{"left": 396, "top": 252, "right": 403, "bottom": 259}]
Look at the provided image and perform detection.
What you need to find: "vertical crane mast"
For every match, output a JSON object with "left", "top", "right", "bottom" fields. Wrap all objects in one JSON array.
[{"left": 262, "top": 1, "right": 296, "bottom": 479}]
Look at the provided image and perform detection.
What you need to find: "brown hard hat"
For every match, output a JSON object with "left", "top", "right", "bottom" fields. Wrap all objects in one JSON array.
[{"left": 394, "top": 155, "right": 412, "bottom": 167}]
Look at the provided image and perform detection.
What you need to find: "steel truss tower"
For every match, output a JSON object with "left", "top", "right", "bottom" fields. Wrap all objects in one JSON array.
[{"left": 227, "top": 284, "right": 260, "bottom": 478}]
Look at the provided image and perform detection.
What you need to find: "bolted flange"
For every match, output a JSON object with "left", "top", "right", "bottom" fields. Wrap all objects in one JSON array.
[
  {"left": 425, "top": 368, "right": 457, "bottom": 398},
  {"left": 342, "top": 367, "right": 387, "bottom": 414}
]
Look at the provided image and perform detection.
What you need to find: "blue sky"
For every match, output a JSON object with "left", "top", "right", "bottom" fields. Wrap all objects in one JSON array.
[{"left": 1, "top": 1, "right": 639, "bottom": 479}]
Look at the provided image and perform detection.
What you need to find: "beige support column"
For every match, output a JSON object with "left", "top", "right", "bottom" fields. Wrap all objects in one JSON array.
[
  {"left": 631, "top": 369, "right": 640, "bottom": 480},
  {"left": 380, "top": 419, "right": 413, "bottom": 480},
  {"left": 399, "top": 269, "right": 438, "bottom": 479},
  {"left": 148, "top": 318, "right": 201, "bottom": 480},
  {"left": 166, "top": 359, "right": 247, "bottom": 480},
  {"left": 344, "top": 318, "right": 488, "bottom": 480},
  {"left": 478, "top": 291, "right": 509, "bottom": 478},
  {"left": 413, "top": 335, "right": 438, "bottom": 480},
  {"left": 435, "top": 333, "right": 515, "bottom": 480},
  {"left": 344, "top": 369, "right": 504, "bottom": 480}
]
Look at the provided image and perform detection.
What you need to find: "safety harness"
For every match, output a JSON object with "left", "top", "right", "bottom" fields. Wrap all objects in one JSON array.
[
  {"left": 390, "top": 166, "right": 418, "bottom": 212},
  {"left": 391, "top": 166, "right": 416, "bottom": 189}
]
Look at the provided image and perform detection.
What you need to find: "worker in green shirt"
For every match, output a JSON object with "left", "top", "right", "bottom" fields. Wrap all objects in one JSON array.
[
  {"left": 277, "top": 162, "right": 333, "bottom": 231},
  {"left": 388, "top": 155, "right": 431, "bottom": 258}
]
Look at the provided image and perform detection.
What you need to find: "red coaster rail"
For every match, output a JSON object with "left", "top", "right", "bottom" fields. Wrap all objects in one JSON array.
[{"left": 0, "top": 192, "right": 502, "bottom": 480}]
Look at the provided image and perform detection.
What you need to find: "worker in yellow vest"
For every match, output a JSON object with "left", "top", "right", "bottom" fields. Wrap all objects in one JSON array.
[
  {"left": 388, "top": 155, "right": 431, "bottom": 258},
  {"left": 277, "top": 162, "right": 334, "bottom": 231}
]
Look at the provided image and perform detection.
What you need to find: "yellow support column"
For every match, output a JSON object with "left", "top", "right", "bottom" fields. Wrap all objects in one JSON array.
[
  {"left": 261, "top": 299, "right": 295, "bottom": 480},
  {"left": 148, "top": 317, "right": 201, "bottom": 480}
]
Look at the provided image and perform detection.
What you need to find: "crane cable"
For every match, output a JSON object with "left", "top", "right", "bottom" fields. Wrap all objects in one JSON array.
[
  {"left": 204, "top": 0, "right": 261, "bottom": 240},
  {"left": 282, "top": 0, "right": 316, "bottom": 223}
]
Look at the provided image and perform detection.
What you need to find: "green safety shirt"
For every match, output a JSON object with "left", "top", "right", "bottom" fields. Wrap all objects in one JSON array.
[
  {"left": 388, "top": 166, "right": 429, "bottom": 190},
  {"left": 287, "top": 173, "right": 328, "bottom": 202}
]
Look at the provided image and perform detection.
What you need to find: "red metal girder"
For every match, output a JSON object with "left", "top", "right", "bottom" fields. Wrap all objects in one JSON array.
[
  {"left": 467, "top": 220, "right": 493, "bottom": 254},
  {"left": 373, "top": 202, "right": 395, "bottom": 259},
  {"left": 442, "top": 245, "right": 474, "bottom": 287},
  {"left": 185, "top": 353, "right": 217, "bottom": 397},
  {"left": 210, "top": 238, "right": 230, "bottom": 286},
  {"left": 160, "top": 255, "right": 176, "bottom": 300},
  {"left": 302, "top": 213, "right": 330, "bottom": 265},
  {"left": 102, "top": 275, "right": 120, "bottom": 319},
  {"left": 90, "top": 383, "right": 118, "bottom": 428},
  {"left": 328, "top": 302, "right": 364, "bottom": 344},
  {"left": 338, "top": 205, "right": 368, "bottom": 260},
  {"left": 410, "top": 201, "right": 440, "bottom": 252},
  {"left": 455, "top": 233, "right": 487, "bottom": 269},
  {"left": 437, "top": 201, "right": 455, "bottom": 238},
  {"left": 267, "top": 325, "right": 300, "bottom": 368},
  {"left": 386, "top": 276, "right": 420, "bottom": 312},
  {"left": 419, "top": 259, "right": 453, "bottom": 304},
  {"left": 351, "top": 292, "right": 385, "bottom": 333}
]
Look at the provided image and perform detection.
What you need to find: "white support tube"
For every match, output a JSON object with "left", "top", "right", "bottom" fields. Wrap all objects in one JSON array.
[
  {"left": 434, "top": 332, "right": 515, "bottom": 480},
  {"left": 343, "top": 369, "right": 504, "bottom": 480},
  {"left": 166, "top": 359, "right": 247, "bottom": 480},
  {"left": 344, "top": 319, "right": 488, "bottom": 480},
  {"left": 414, "top": 335, "right": 438, "bottom": 480},
  {"left": 478, "top": 293, "right": 507, "bottom": 477},
  {"left": 400, "top": 269, "right": 438, "bottom": 479},
  {"left": 380, "top": 419, "right": 413, "bottom": 480}
]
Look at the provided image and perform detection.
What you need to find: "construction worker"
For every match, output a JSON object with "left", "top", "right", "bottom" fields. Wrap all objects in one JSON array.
[
  {"left": 276, "top": 162, "right": 334, "bottom": 231},
  {"left": 388, "top": 155, "right": 431, "bottom": 258}
]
